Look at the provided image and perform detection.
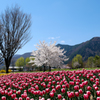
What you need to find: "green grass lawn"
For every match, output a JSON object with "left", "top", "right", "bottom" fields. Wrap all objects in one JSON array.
[
  {"left": 7, "top": 67, "right": 100, "bottom": 73},
  {"left": 51, "top": 67, "right": 100, "bottom": 71}
]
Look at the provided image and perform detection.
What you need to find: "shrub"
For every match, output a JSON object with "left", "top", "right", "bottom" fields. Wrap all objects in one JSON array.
[
  {"left": 0, "top": 70, "right": 6, "bottom": 73},
  {"left": 0, "top": 69, "right": 12, "bottom": 73}
]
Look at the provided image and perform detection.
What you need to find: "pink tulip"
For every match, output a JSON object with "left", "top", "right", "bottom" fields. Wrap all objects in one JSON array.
[
  {"left": 14, "top": 97, "right": 18, "bottom": 100},
  {"left": 97, "top": 91, "right": 100, "bottom": 96},
  {"left": 50, "top": 92, "right": 54, "bottom": 97},
  {"left": 76, "top": 82, "right": 79, "bottom": 85},
  {"left": 95, "top": 87, "right": 98, "bottom": 91},
  {"left": 90, "top": 78, "right": 94, "bottom": 82},
  {"left": 79, "top": 89, "right": 83, "bottom": 94},
  {"left": 35, "top": 85, "right": 39, "bottom": 90},
  {"left": 75, "top": 92, "right": 79, "bottom": 97},
  {"left": 83, "top": 94, "right": 89, "bottom": 100},
  {"left": 61, "top": 88, "right": 65, "bottom": 93},
  {"left": 66, "top": 83, "right": 69, "bottom": 88},
  {"left": 96, "top": 81, "right": 99, "bottom": 86},
  {"left": 86, "top": 91, "right": 91, "bottom": 96},
  {"left": 19, "top": 97, "right": 22, "bottom": 100},
  {"left": 97, "top": 97, "right": 100, "bottom": 100},
  {"left": 62, "top": 84, "right": 66, "bottom": 88},
  {"left": 1, "top": 96, "right": 6, "bottom": 100},
  {"left": 58, "top": 94, "right": 62, "bottom": 99},
  {"left": 80, "top": 83, "right": 84, "bottom": 88},
  {"left": 74, "top": 85, "right": 79, "bottom": 90},
  {"left": 52, "top": 88, "right": 56, "bottom": 93},
  {"left": 96, "top": 78, "right": 99, "bottom": 81},
  {"left": 69, "top": 81, "right": 74, "bottom": 85},
  {"left": 26, "top": 97, "right": 30, "bottom": 100},
  {"left": 11, "top": 93, "right": 16, "bottom": 99},
  {"left": 68, "top": 93, "right": 73, "bottom": 98}
]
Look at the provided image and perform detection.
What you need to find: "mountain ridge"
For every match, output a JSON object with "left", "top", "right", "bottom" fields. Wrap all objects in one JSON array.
[{"left": 12, "top": 37, "right": 100, "bottom": 64}]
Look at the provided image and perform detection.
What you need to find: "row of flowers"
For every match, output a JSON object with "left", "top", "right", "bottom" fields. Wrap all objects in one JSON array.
[{"left": 0, "top": 69, "right": 100, "bottom": 100}]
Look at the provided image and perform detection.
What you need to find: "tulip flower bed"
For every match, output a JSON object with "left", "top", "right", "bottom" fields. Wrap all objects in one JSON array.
[
  {"left": 1, "top": 69, "right": 100, "bottom": 100},
  {"left": 0, "top": 73, "right": 10, "bottom": 77}
]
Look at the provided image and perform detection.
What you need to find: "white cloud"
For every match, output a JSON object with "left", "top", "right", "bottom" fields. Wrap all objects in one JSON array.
[
  {"left": 48, "top": 36, "right": 60, "bottom": 40},
  {"left": 48, "top": 37, "right": 55, "bottom": 39},
  {"left": 56, "top": 36, "right": 60, "bottom": 39},
  {"left": 60, "top": 40, "right": 65, "bottom": 44},
  {"left": 34, "top": 44, "right": 36, "bottom": 46}
]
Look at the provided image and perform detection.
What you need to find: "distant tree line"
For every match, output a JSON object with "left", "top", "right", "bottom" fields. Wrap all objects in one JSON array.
[
  {"left": 71, "top": 54, "right": 100, "bottom": 68},
  {"left": 15, "top": 57, "right": 35, "bottom": 71}
]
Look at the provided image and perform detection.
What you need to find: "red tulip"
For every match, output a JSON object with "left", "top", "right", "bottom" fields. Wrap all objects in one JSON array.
[
  {"left": 81, "top": 79, "right": 84, "bottom": 82},
  {"left": 95, "top": 87, "right": 98, "bottom": 91},
  {"left": 56, "top": 85, "right": 61, "bottom": 90},
  {"left": 57, "top": 82, "right": 60, "bottom": 85},
  {"left": 87, "top": 86, "right": 91, "bottom": 90},
  {"left": 79, "top": 89, "right": 83, "bottom": 94},
  {"left": 97, "top": 91, "right": 100, "bottom": 96},
  {"left": 47, "top": 84, "right": 51, "bottom": 88},
  {"left": 86, "top": 91, "right": 91, "bottom": 96},
  {"left": 74, "top": 85, "right": 79, "bottom": 90},
  {"left": 93, "top": 75, "right": 96, "bottom": 79},
  {"left": 1, "top": 96, "right": 6, "bottom": 100},
  {"left": 90, "top": 78, "right": 94, "bottom": 82},
  {"left": 76, "top": 82, "right": 79, "bottom": 85},
  {"left": 14, "top": 97, "right": 18, "bottom": 100},
  {"left": 35, "top": 85, "right": 39, "bottom": 90},
  {"left": 93, "top": 84, "right": 97, "bottom": 88},
  {"left": 52, "top": 81, "right": 56, "bottom": 85},
  {"left": 75, "top": 92, "right": 79, "bottom": 97},
  {"left": 1, "top": 91, "right": 5, "bottom": 95},
  {"left": 13, "top": 90, "right": 16, "bottom": 93},
  {"left": 45, "top": 88, "right": 50, "bottom": 93},
  {"left": 96, "top": 78, "right": 99, "bottom": 81},
  {"left": 61, "top": 88, "right": 65, "bottom": 93},
  {"left": 47, "top": 99, "right": 51, "bottom": 100},
  {"left": 97, "top": 97, "right": 100, "bottom": 100},
  {"left": 83, "top": 81, "right": 88, "bottom": 85},
  {"left": 11, "top": 93, "right": 16, "bottom": 99},
  {"left": 66, "top": 83, "right": 69, "bottom": 88},
  {"left": 70, "top": 92, "right": 74, "bottom": 97},
  {"left": 96, "top": 81, "right": 99, "bottom": 86},
  {"left": 50, "top": 92, "right": 54, "bottom": 97},
  {"left": 58, "top": 94, "right": 62, "bottom": 99},
  {"left": 62, "top": 85, "right": 66, "bottom": 88},
  {"left": 69, "top": 81, "right": 74, "bottom": 85},
  {"left": 80, "top": 83, "right": 84, "bottom": 88},
  {"left": 83, "top": 94, "right": 89, "bottom": 100},
  {"left": 19, "top": 97, "right": 23, "bottom": 100},
  {"left": 5, "top": 90, "right": 8, "bottom": 95},
  {"left": 52, "top": 88, "right": 56, "bottom": 93},
  {"left": 68, "top": 93, "right": 72, "bottom": 98},
  {"left": 26, "top": 97, "right": 30, "bottom": 100}
]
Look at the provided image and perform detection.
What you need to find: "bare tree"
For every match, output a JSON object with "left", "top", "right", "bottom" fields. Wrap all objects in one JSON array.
[{"left": 0, "top": 6, "right": 31, "bottom": 73}]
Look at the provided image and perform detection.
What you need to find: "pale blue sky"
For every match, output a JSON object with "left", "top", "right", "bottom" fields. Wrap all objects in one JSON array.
[{"left": 0, "top": 0, "right": 100, "bottom": 54}]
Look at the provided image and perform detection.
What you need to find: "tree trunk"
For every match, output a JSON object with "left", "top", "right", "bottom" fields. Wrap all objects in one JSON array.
[
  {"left": 5, "top": 62, "right": 10, "bottom": 73},
  {"left": 43, "top": 66, "right": 46, "bottom": 72},
  {"left": 6, "top": 65, "right": 9, "bottom": 73},
  {"left": 5, "top": 58, "right": 11, "bottom": 73},
  {"left": 49, "top": 66, "right": 51, "bottom": 72}
]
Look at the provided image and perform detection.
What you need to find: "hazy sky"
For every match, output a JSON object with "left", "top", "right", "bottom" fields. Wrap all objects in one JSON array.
[{"left": 0, "top": 0, "right": 100, "bottom": 54}]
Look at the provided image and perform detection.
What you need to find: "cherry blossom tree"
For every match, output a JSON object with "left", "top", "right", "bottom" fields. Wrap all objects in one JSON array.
[{"left": 30, "top": 41, "right": 68, "bottom": 72}]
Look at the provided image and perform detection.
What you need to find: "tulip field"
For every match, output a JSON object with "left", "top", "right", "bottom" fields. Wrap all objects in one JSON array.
[{"left": 1, "top": 69, "right": 100, "bottom": 100}]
